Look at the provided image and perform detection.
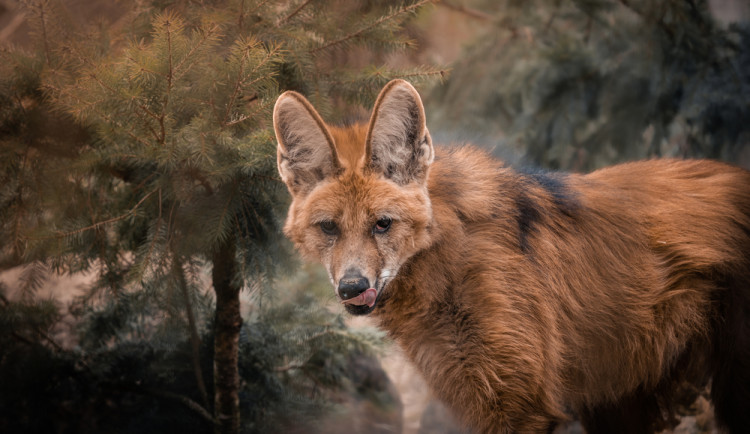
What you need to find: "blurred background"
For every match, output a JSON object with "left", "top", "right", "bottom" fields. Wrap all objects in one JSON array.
[{"left": 0, "top": 1, "right": 748, "bottom": 433}]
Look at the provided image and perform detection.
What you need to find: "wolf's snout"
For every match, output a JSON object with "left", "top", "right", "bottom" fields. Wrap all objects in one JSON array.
[{"left": 338, "top": 273, "right": 370, "bottom": 300}]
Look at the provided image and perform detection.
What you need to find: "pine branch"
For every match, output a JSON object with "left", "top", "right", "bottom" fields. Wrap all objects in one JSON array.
[
  {"left": 49, "top": 78, "right": 156, "bottom": 148},
  {"left": 100, "top": 110, "right": 156, "bottom": 148},
  {"left": 12, "top": 148, "right": 30, "bottom": 257},
  {"left": 222, "top": 95, "right": 271, "bottom": 128},
  {"left": 157, "top": 13, "right": 177, "bottom": 146},
  {"left": 310, "top": 0, "right": 434, "bottom": 54},
  {"left": 394, "top": 67, "right": 449, "bottom": 81},
  {"left": 132, "top": 104, "right": 163, "bottom": 145},
  {"left": 210, "top": 185, "right": 239, "bottom": 246},
  {"left": 18, "top": 260, "right": 50, "bottom": 300},
  {"left": 238, "top": 196, "right": 263, "bottom": 242},
  {"left": 279, "top": 0, "right": 314, "bottom": 25},
  {"left": 131, "top": 217, "right": 165, "bottom": 282},
  {"left": 126, "top": 55, "right": 168, "bottom": 80},
  {"left": 1, "top": 291, "right": 66, "bottom": 352},
  {"left": 37, "top": 325, "right": 65, "bottom": 352},
  {"left": 171, "top": 24, "right": 222, "bottom": 83},
  {"left": 221, "top": 42, "right": 281, "bottom": 128},
  {"left": 25, "top": 188, "right": 158, "bottom": 241}
]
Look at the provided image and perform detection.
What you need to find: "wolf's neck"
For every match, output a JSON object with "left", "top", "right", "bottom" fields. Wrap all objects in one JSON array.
[
  {"left": 371, "top": 146, "right": 519, "bottom": 339},
  {"left": 374, "top": 237, "right": 462, "bottom": 338},
  {"left": 372, "top": 191, "right": 471, "bottom": 341}
]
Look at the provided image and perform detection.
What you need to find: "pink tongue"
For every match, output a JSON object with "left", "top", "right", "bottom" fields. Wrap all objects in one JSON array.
[{"left": 341, "top": 288, "right": 377, "bottom": 307}]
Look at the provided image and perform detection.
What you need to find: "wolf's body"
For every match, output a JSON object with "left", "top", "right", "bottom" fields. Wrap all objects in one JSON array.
[{"left": 273, "top": 80, "right": 750, "bottom": 433}]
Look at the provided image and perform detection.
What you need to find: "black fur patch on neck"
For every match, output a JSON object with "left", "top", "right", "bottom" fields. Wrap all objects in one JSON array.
[
  {"left": 520, "top": 167, "right": 580, "bottom": 217},
  {"left": 514, "top": 168, "right": 581, "bottom": 254},
  {"left": 515, "top": 192, "right": 542, "bottom": 254}
]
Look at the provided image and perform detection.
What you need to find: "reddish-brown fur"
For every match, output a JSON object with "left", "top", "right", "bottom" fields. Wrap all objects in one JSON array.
[{"left": 273, "top": 80, "right": 750, "bottom": 433}]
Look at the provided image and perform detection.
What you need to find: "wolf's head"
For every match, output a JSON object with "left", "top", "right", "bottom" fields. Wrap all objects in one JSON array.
[{"left": 273, "top": 80, "right": 435, "bottom": 315}]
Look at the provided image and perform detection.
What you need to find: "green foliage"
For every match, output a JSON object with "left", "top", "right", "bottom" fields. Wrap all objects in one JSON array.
[
  {"left": 240, "top": 294, "right": 388, "bottom": 432},
  {"left": 0, "top": 285, "right": 389, "bottom": 433},
  {"left": 0, "top": 0, "right": 446, "bottom": 295},
  {"left": 429, "top": 0, "right": 750, "bottom": 171},
  {"left": 0, "top": 0, "right": 442, "bottom": 431}
]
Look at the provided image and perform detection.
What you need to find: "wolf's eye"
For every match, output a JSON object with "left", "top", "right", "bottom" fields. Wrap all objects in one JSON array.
[
  {"left": 373, "top": 217, "right": 392, "bottom": 234},
  {"left": 320, "top": 220, "right": 338, "bottom": 235}
]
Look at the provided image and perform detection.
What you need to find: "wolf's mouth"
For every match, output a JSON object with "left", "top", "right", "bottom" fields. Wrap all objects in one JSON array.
[
  {"left": 340, "top": 288, "right": 377, "bottom": 307},
  {"left": 342, "top": 278, "right": 387, "bottom": 316}
]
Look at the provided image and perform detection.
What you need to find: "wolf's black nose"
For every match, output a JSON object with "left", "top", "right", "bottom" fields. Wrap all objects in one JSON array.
[{"left": 338, "top": 272, "right": 370, "bottom": 300}]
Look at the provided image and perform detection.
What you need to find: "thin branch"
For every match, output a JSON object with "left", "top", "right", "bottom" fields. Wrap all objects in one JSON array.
[
  {"left": 221, "top": 44, "right": 282, "bottom": 128},
  {"left": 437, "top": 0, "right": 492, "bottom": 22},
  {"left": 135, "top": 217, "right": 164, "bottom": 280},
  {"left": 10, "top": 331, "right": 35, "bottom": 346},
  {"left": 394, "top": 68, "right": 449, "bottom": 81},
  {"left": 238, "top": 0, "right": 245, "bottom": 31},
  {"left": 38, "top": 326, "right": 65, "bottom": 352},
  {"left": 131, "top": 103, "right": 163, "bottom": 144},
  {"left": 159, "top": 15, "right": 175, "bottom": 146},
  {"left": 279, "top": 0, "right": 313, "bottom": 25},
  {"left": 98, "top": 110, "right": 156, "bottom": 148},
  {"left": 243, "top": 0, "right": 274, "bottom": 29},
  {"left": 310, "top": 0, "right": 434, "bottom": 54},
  {"left": 117, "top": 384, "right": 217, "bottom": 425},
  {"left": 617, "top": 0, "right": 675, "bottom": 41},
  {"left": 50, "top": 80, "right": 156, "bottom": 148},
  {"left": 126, "top": 59, "right": 168, "bottom": 80},
  {"left": 37, "top": 1, "right": 52, "bottom": 66},
  {"left": 134, "top": 101, "right": 162, "bottom": 122},
  {"left": 185, "top": 168, "right": 214, "bottom": 195},
  {"left": 24, "top": 189, "right": 158, "bottom": 241},
  {"left": 222, "top": 96, "right": 269, "bottom": 128},
  {"left": 171, "top": 23, "right": 221, "bottom": 83},
  {"left": 214, "top": 187, "right": 236, "bottom": 243},
  {"left": 274, "top": 362, "right": 307, "bottom": 372},
  {"left": 1, "top": 292, "right": 66, "bottom": 352},
  {"left": 146, "top": 388, "right": 216, "bottom": 425},
  {"left": 12, "top": 147, "right": 30, "bottom": 257}
]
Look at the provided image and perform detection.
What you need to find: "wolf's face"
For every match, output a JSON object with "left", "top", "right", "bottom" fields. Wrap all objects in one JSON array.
[{"left": 273, "top": 80, "right": 434, "bottom": 315}]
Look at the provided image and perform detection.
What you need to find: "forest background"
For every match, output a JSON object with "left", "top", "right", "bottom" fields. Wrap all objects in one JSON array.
[{"left": 1, "top": 1, "right": 748, "bottom": 433}]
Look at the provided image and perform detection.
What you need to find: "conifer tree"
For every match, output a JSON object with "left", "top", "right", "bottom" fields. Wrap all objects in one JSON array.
[
  {"left": 429, "top": 0, "right": 749, "bottom": 171},
  {"left": 0, "top": 1, "right": 443, "bottom": 433}
]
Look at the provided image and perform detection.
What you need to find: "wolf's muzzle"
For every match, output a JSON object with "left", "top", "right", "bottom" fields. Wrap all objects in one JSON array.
[{"left": 338, "top": 271, "right": 370, "bottom": 301}]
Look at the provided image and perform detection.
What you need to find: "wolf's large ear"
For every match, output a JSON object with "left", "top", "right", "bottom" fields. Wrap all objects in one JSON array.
[
  {"left": 274, "top": 91, "right": 340, "bottom": 196},
  {"left": 365, "top": 80, "right": 434, "bottom": 185}
]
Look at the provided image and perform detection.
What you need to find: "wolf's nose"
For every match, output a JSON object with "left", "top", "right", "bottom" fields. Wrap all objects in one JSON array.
[{"left": 338, "top": 273, "right": 370, "bottom": 301}]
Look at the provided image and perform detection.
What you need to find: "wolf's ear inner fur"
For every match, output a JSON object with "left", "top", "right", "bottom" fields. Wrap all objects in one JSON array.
[
  {"left": 366, "top": 80, "right": 434, "bottom": 185},
  {"left": 273, "top": 91, "right": 340, "bottom": 196}
]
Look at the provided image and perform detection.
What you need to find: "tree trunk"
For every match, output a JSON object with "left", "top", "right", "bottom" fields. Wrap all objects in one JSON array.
[{"left": 211, "top": 239, "right": 242, "bottom": 434}]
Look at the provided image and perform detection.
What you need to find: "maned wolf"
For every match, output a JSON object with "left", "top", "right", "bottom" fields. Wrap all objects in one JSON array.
[{"left": 272, "top": 79, "right": 750, "bottom": 433}]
